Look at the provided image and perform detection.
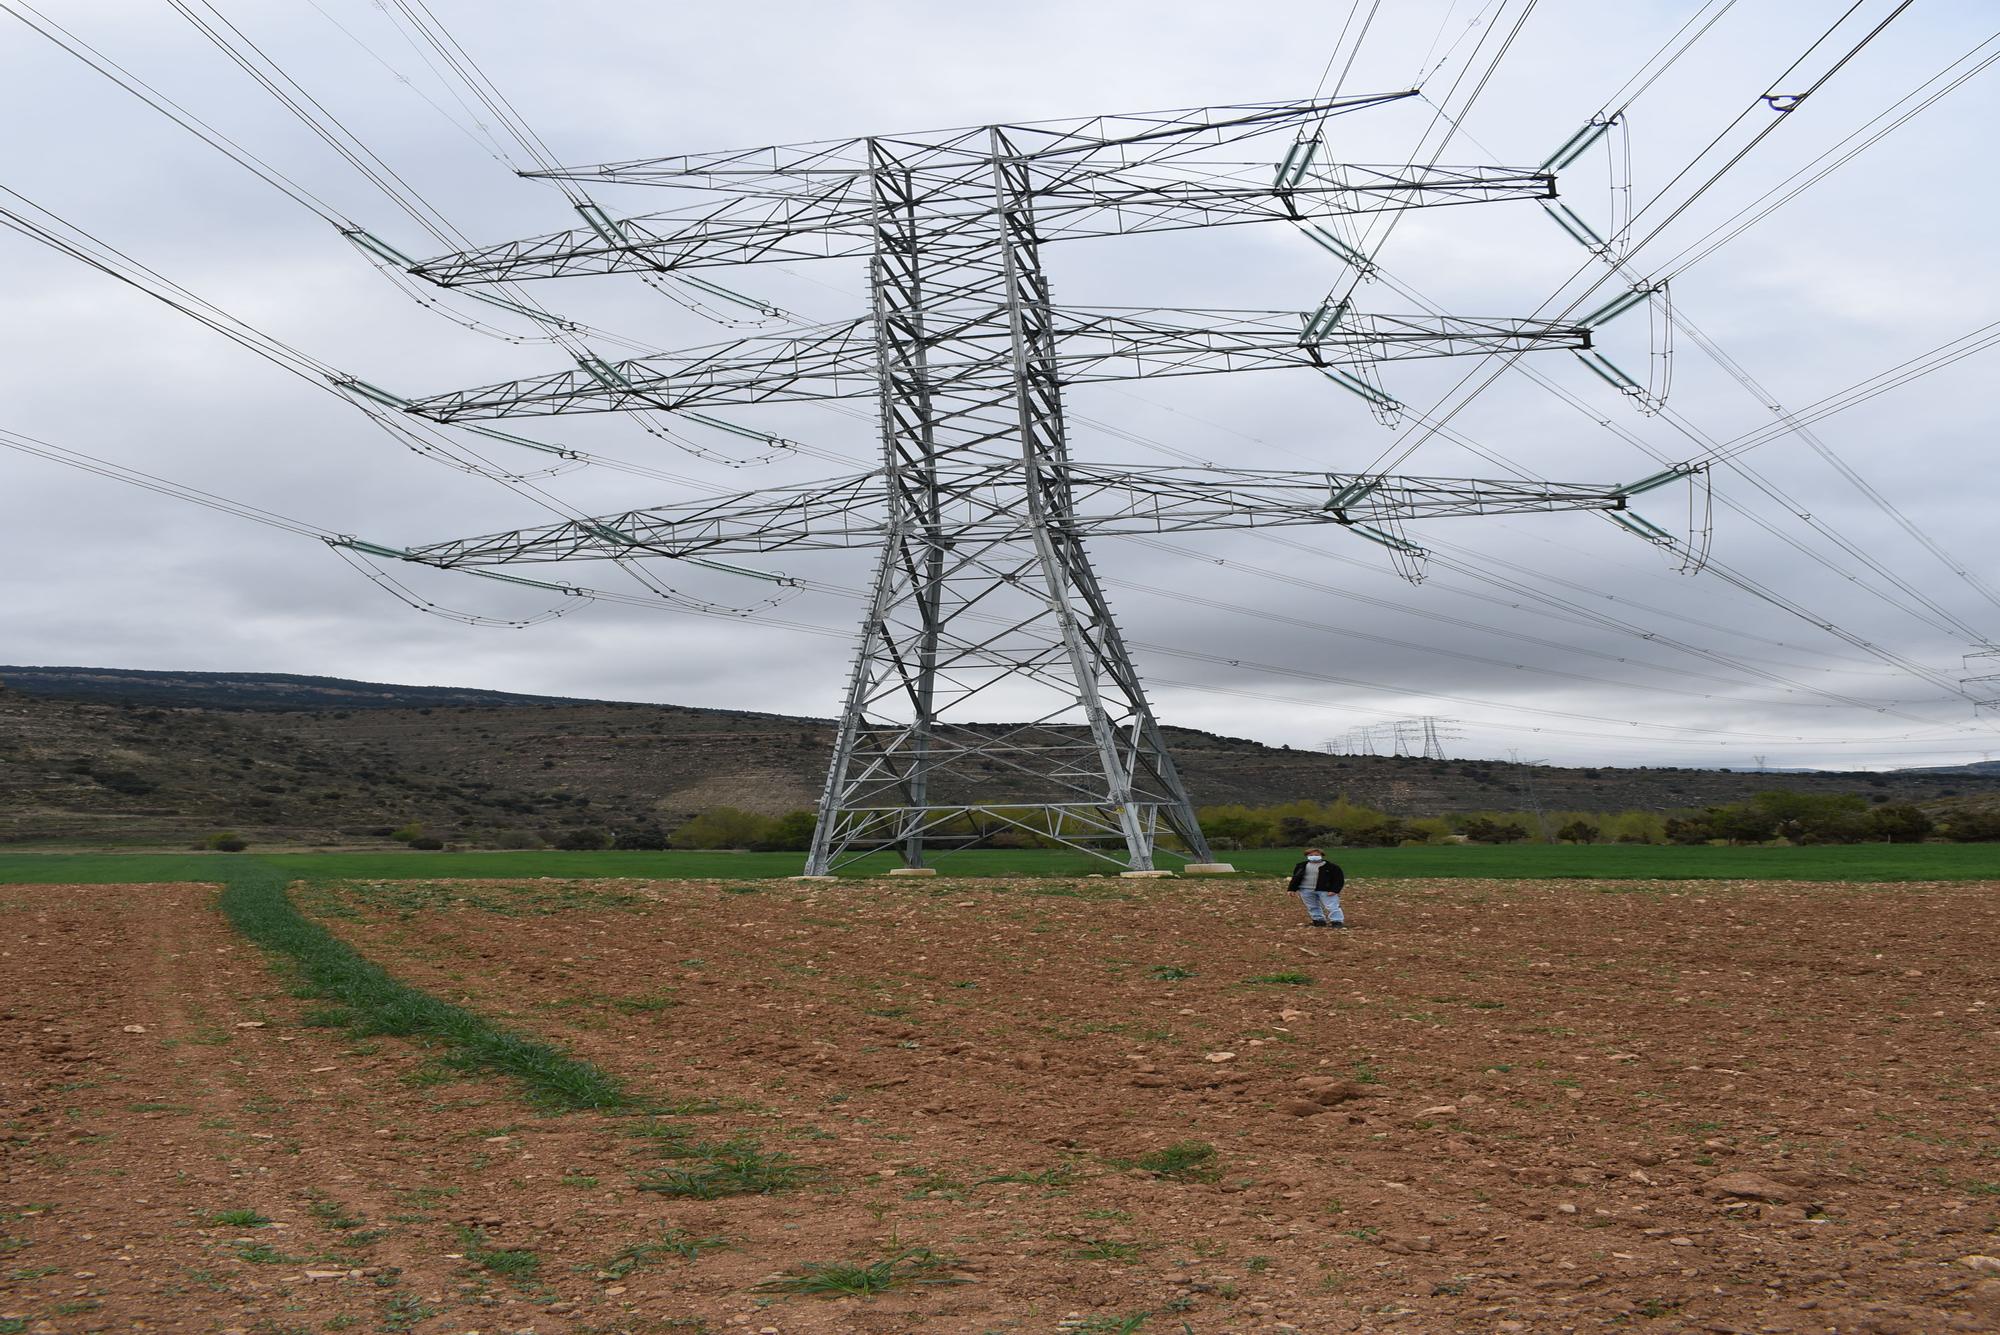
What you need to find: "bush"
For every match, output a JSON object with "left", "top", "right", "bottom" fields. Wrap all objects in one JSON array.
[
  {"left": 752, "top": 810, "right": 818, "bottom": 852},
  {"left": 389, "top": 823, "right": 424, "bottom": 843},
  {"left": 406, "top": 836, "right": 445, "bottom": 851},
  {"left": 1663, "top": 815, "right": 1713, "bottom": 845},
  {"left": 671, "top": 807, "right": 773, "bottom": 851},
  {"left": 1556, "top": 819, "right": 1599, "bottom": 845},
  {"left": 1940, "top": 809, "right": 2000, "bottom": 842},
  {"left": 1458, "top": 817, "right": 1529, "bottom": 844},
  {"left": 1866, "top": 803, "right": 1932, "bottom": 843},
  {"left": 205, "top": 832, "right": 248, "bottom": 853},
  {"left": 1342, "top": 819, "right": 1409, "bottom": 848},
  {"left": 1750, "top": 790, "right": 1866, "bottom": 844},
  {"left": 612, "top": 827, "right": 670, "bottom": 851},
  {"left": 557, "top": 827, "right": 611, "bottom": 851},
  {"left": 1197, "top": 804, "right": 1276, "bottom": 848}
]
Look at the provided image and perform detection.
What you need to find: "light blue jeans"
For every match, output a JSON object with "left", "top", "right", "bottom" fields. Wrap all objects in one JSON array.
[{"left": 1299, "top": 888, "right": 1344, "bottom": 924}]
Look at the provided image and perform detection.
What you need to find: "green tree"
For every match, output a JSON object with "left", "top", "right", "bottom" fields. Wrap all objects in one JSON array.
[
  {"left": 753, "top": 810, "right": 819, "bottom": 852},
  {"left": 1749, "top": 790, "right": 1868, "bottom": 843},
  {"left": 1317, "top": 795, "right": 1390, "bottom": 843},
  {"left": 1197, "top": 804, "right": 1276, "bottom": 849},
  {"left": 1663, "top": 814, "right": 1713, "bottom": 845},
  {"left": 1707, "top": 804, "right": 1779, "bottom": 844},
  {"left": 1275, "top": 814, "right": 1326, "bottom": 847},
  {"left": 1556, "top": 819, "right": 1599, "bottom": 844},
  {"left": 1865, "top": 803, "right": 1932, "bottom": 843}
]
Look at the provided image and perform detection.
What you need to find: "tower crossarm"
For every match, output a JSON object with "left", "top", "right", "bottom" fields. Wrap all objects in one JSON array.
[
  {"left": 412, "top": 178, "right": 874, "bottom": 286},
  {"left": 413, "top": 161, "right": 1552, "bottom": 285},
  {"left": 1047, "top": 307, "right": 1590, "bottom": 382},
  {"left": 397, "top": 472, "right": 888, "bottom": 565},
  {"left": 1054, "top": 464, "right": 1637, "bottom": 536},
  {"left": 408, "top": 317, "right": 876, "bottom": 421},
  {"left": 407, "top": 307, "right": 1587, "bottom": 421},
  {"left": 1018, "top": 162, "right": 1554, "bottom": 239},
  {"left": 519, "top": 94, "right": 1416, "bottom": 188},
  {"left": 381, "top": 464, "right": 1643, "bottom": 564}
]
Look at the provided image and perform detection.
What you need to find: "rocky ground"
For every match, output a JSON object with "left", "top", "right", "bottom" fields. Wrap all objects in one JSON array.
[{"left": 3, "top": 873, "right": 1997, "bottom": 1333}]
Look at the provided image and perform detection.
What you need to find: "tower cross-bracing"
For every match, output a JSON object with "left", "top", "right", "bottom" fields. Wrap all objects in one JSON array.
[{"left": 376, "top": 93, "right": 1672, "bottom": 873}]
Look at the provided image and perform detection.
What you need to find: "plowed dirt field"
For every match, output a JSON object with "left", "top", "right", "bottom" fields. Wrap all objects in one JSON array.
[{"left": 3, "top": 874, "right": 1997, "bottom": 1334}]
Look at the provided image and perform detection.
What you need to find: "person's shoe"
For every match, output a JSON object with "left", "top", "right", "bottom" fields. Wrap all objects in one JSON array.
[
  {"left": 1306, "top": 920, "right": 1326, "bottom": 928},
  {"left": 1326, "top": 922, "right": 1347, "bottom": 929}
]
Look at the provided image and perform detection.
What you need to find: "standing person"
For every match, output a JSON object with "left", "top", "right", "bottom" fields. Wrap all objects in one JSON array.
[{"left": 1287, "top": 846, "right": 1346, "bottom": 928}]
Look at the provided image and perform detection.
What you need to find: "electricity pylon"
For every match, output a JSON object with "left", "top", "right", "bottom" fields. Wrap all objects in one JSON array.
[{"left": 369, "top": 94, "right": 1670, "bottom": 873}]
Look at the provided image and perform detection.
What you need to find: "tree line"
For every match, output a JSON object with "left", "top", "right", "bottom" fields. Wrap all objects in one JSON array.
[{"left": 1191, "top": 791, "right": 1998, "bottom": 848}]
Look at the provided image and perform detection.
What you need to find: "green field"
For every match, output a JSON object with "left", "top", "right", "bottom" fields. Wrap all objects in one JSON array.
[{"left": 0, "top": 842, "right": 1991, "bottom": 885}]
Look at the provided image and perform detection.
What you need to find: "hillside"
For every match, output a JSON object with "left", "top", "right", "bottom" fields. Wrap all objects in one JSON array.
[
  {"left": 3, "top": 666, "right": 1995, "bottom": 849},
  {"left": 0, "top": 665, "right": 590, "bottom": 711}
]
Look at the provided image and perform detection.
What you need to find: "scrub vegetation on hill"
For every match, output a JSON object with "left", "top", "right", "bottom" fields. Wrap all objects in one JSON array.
[{"left": 5, "top": 670, "right": 1997, "bottom": 851}]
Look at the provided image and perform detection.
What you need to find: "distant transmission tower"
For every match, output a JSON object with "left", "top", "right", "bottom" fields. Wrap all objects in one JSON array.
[
  {"left": 1966, "top": 647, "right": 1999, "bottom": 715},
  {"left": 373, "top": 95, "right": 1670, "bottom": 872}
]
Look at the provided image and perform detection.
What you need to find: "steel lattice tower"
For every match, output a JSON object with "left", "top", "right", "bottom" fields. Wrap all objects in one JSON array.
[{"left": 373, "top": 94, "right": 1683, "bottom": 872}]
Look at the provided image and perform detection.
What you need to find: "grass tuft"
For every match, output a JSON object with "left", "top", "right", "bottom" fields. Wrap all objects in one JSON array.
[
  {"left": 1072, "top": 1239, "right": 1140, "bottom": 1262},
  {"left": 601, "top": 1229, "right": 730, "bottom": 1278},
  {"left": 634, "top": 1141, "right": 810, "bottom": 1199},
  {"left": 453, "top": 1226, "right": 539, "bottom": 1282},
  {"left": 753, "top": 1245, "right": 963, "bottom": 1296},
  {"left": 1129, "top": 1140, "right": 1219, "bottom": 1182},
  {"left": 206, "top": 1209, "right": 270, "bottom": 1228}
]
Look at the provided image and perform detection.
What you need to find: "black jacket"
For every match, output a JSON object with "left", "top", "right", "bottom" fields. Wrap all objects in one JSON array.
[{"left": 1288, "top": 859, "right": 1344, "bottom": 894}]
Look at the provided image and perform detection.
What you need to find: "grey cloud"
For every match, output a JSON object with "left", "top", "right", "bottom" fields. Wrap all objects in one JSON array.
[{"left": 4, "top": 0, "right": 1998, "bottom": 772}]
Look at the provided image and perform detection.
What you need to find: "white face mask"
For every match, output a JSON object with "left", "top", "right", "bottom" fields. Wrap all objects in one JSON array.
[{"left": 1306, "top": 855, "right": 1323, "bottom": 863}]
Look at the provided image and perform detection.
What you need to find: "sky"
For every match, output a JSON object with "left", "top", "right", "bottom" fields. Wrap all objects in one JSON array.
[{"left": 4, "top": 0, "right": 1999, "bottom": 771}]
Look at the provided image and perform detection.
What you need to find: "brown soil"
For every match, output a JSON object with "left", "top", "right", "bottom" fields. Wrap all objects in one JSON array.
[{"left": 3, "top": 875, "right": 1997, "bottom": 1334}]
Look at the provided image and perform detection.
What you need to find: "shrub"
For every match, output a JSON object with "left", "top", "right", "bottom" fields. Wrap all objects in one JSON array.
[
  {"left": 1459, "top": 817, "right": 1529, "bottom": 844},
  {"left": 1866, "top": 804, "right": 1933, "bottom": 843},
  {"left": 1750, "top": 790, "right": 1866, "bottom": 844},
  {"left": 751, "top": 810, "right": 817, "bottom": 852},
  {"left": 389, "top": 823, "right": 423, "bottom": 843},
  {"left": 1664, "top": 815, "right": 1712, "bottom": 845},
  {"left": 1197, "top": 804, "right": 1276, "bottom": 848},
  {"left": 205, "top": 831, "right": 249, "bottom": 853},
  {"left": 1556, "top": 819, "right": 1599, "bottom": 844},
  {"left": 670, "top": 807, "right": 773, "bottom": 850},
  {"left": 1940, "top": 809, "right": 2000, "bottom": 842},
  {"left": 612, "top": 827, "right": 670, "bottom": 851},
  {"left": 406, "top": 836, "right": 445, "bottom": 851},
  {"left": 557, "top": 827, "right": 611, "bottom": 851}
]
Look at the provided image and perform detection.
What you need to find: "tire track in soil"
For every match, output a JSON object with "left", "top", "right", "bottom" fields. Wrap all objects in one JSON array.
[{"left": 0, "top": 882, "right": 537, "bottom": 1334}]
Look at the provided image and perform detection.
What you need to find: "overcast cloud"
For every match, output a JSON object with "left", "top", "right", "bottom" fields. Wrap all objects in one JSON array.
[{"left": 4, "top": 0, "right": 1998, "bottom": 771}]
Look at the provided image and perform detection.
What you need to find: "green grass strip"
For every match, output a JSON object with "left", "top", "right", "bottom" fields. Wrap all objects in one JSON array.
[
  {"left": 4, "top": 841, "right": 1997, "bottom": 884},
  {"left": 213, "top": 857, "right": 627, "bottom": 1112}
]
